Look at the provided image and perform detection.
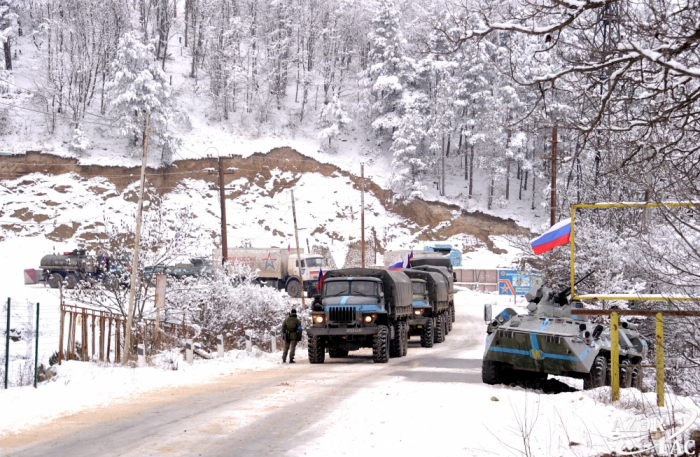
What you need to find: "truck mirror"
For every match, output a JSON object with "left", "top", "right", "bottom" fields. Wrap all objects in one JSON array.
[
  {"left": 379, "top": 292, "right": 384, "bottom": 298},
  {"left": 484, "top": 304, "right": 492, "bottom": 323}
]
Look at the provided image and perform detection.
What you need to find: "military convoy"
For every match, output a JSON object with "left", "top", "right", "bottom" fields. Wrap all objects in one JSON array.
[
  {"left": 481, "top": 274, "right": 647, "bottom": 390},
  {"left": 40, "top": 249, "right": 112, "bottom": 289}
]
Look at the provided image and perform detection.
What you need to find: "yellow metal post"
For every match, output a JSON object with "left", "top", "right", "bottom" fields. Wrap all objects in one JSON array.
[
  {"left": 656, "top": 313, "right": 664, "bottom": 407},
  {"left": 611, "top": 312, "right": 620, "bottom": 402}
]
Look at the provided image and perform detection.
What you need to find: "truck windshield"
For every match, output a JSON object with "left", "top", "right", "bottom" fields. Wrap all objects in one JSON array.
[
  {"left": 412, "top": 283, "right": 425, "bottom": 294},
  {"left": 305, "top": 257, "right": 326, "bottom": 267},
  {"left": 324, "top": 281, "right": 379, "bottom": 296}
]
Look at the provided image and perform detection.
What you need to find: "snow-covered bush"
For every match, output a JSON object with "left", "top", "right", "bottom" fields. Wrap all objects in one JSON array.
[
  {"left": 318, "top": 95, "right": 351, "bottom": 148},
  {"left": 69, "top": 126, "right": 90, "bottom": 153}
]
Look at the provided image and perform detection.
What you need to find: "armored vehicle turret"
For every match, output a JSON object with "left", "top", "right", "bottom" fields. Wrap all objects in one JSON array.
[{"left": 482, "top": 272, "right": 648, "bottom": 390}]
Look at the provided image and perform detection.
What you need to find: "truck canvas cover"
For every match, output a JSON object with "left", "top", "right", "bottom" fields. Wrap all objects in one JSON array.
[
  {"left": 410, "top": 256, "right": 452, "bottom": 271},
  {"left": 324, "top": 268, "right": 413, "bottom": 310},
  {"left": 412, "top": 265, "right": 454, "bottom": 294},
  {"left": 212, "top": 248, "right": 286, "bottom": 278},
  {"left": 402, "top": 270, "right": 448, "bottom": 304}
]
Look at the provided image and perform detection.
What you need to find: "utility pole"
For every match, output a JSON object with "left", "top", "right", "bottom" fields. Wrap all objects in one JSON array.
[
  {"left": 361, "top": 163, "right": 365, "bottom": 268},
  {"left": 124, "top": 112, "right": 150, "bottom": 366},
  {"left": 218, "top": 157, "right": 228, "bottom": 266},
  {"left": 441, "top": 135, "right": 446, "bottom": 197},
  {"left": 551, "top": 125, "right": 558, "bottom": 226},
  {"left": 290, "top": 190, "right": 306, "bottom": 309}
]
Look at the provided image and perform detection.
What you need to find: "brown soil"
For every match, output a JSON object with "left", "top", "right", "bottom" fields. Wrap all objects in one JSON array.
[{"left": 0, "top": 148, "right": 530, "bottom": 250}]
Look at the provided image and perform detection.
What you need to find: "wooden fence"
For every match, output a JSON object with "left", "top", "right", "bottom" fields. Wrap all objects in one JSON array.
[{"left": 58, "top": 305, "right": 192, "bottom": 365}]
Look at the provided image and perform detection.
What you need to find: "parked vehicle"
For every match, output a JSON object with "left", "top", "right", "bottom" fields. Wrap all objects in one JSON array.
[{"left": 402, "top": 269, "right": 451, "bottom": 346}]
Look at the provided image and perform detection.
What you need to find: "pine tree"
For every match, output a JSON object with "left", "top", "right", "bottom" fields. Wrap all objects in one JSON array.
[
  {"left": 0, "top": 0, "right": 17, "bottom": 71},
  {"left": 106, "top": 32, "right": 181, "bottom": 165},
  {"left": 390, "top": 107, "right": 429, "bottom": 200},
  {"left": 318, "top": 95, "right": 351, "bottom": 147}
]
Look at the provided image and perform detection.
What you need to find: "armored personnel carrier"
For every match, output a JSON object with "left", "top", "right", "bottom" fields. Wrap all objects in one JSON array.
[{"left": 482, "top": 273, "right": 648, "bottom": 390}]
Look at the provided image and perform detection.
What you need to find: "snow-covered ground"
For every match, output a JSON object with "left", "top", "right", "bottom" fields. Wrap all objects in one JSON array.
[{"left": 2, "top": 288, "right": 697, "bottom": 456}]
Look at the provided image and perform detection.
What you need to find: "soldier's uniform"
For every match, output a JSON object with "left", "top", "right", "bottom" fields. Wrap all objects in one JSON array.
[{"left": 282, "top": 309, "right": 302, "bottom": 363}]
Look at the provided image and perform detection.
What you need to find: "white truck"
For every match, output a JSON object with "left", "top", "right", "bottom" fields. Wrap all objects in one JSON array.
[{"left": 213, "top": 248, "right": 328, "bottom": 297}]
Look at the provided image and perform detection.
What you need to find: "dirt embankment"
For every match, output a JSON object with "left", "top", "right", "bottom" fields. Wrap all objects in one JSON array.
[{"left": 0, "top": 148, "right": 529, "bottom": 251}]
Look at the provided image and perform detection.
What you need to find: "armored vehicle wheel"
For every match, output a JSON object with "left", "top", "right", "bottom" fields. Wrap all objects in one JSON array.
[
  {"left": 65, "top": 273, "right": 79, "bottom": 289},
  {"left": 583, "top": 355, "right": 608, "bottom": 390},
  {"left": 447, "top": 307, "right": 453, "bottom": 333},
  {"left": 620, "top": 359, "right": 633, "bottom": 388},
  {"left": 47, "top": 273, "right": 62, "bottom": 289},
  {"left": 630, "top": 366, "right": 643, "bottom": 390},
  {"left": 286, "top": 279, "right": 301, "bottom": 298},
  {"left": 435, "top": 314, "right": 445, "bottom": 343},
  {"left": 390, "top": 322, "right": 402, "bottom": 358},
  {"left": 420, "top": 317, "right": 434, "bottom": 348},
  {"left": 451, "top": 304, "right": 455, "bottom": 322},
  {"left": 308, "top": 335, "right": 325, "bottom": 364},
  {"left": 400, "top": 321, "right": 408, "bottom": 356},
  {"left": 482, "top": 359, "right": 504, "bottom": 385},
  {"left": 373, "top": 325, "right": 390, "bottom": 363},
  {"left": 328, "top": 348, "right": 349, "bottom": 358}
]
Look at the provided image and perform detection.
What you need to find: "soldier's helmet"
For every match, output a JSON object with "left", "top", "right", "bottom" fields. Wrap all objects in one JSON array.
[{"left": 290, "top": 309, "right": 297, "bottom": 315}]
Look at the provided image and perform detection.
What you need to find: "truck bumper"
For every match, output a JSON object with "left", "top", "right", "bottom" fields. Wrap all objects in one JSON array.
[
  {"left": 306, "top": 326, "right": 379, "bottom": 337},
  {"left": 407, "top": 318, "right": 427, "bottom": 326}
]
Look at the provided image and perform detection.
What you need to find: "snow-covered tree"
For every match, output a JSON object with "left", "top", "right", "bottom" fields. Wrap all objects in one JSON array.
[
  {"left": 106, "top": 32, "right": 181, "bottom": 165},
  {"left": 0, "top": 0, "right": 17, "bottom": 71},
  {"left": 318, "top": 95, "right": 351, "bottom": 147},
  {"left": 69, "top": 126, "right": 90, "bottom": 154},
  {"left": 390, "top": 107, "right": 428, "bottom": 200}
]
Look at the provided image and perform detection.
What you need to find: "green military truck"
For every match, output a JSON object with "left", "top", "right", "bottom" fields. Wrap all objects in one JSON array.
[
  {"left": 403, "top": 269, "right": 450, "bottom": 347},
  {"left": 307, "top": 268, "right": 413, "bottom": 363},
  {"left": 411, "top": 265, "right": 456, "bottom": 332}
]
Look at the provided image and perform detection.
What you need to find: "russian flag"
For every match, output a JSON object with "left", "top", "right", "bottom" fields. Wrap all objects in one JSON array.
[
  {"left": 530, "top": 218, "right": 572, "bottom": 255},
  {"left": 389, "top": 251, "right": 414, "bottom": 270},
  {"left": 388, "top": 260, "right": 404, "bottom": 271},
  {"left": 403, "top": 250, "right": 413, "bottom": 268},
  {"left": 287, "top": 243, "right": 291, "bottom": 253},
  {"left": 316, "top": 268, "right": 324, "bottom": 292}
]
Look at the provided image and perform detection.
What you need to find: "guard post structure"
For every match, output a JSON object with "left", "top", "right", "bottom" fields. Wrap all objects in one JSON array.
[
  {"left": 186, "top": 339, "right": 193, "bottom": 364},
  {"left": 217, "top": 334, "right": 224, "bottom": 358},
  {"left": 245, "top": 330, "right": 252, "bottom": 352},
  {"left": 137, "top": 344, "right": 146, "bottom": 368},
  {"left": 270, "top": 330, "right": 277, "bottom": 353}
]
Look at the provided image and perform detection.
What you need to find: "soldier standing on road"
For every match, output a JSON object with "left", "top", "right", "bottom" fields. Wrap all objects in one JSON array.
[{"left": 282, "top": 309, "right": 302, "bottom": 363}]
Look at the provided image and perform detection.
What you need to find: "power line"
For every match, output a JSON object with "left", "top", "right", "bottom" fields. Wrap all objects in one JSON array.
[{"left": 0, "top": 100, "right": 114, "bottom": 128}]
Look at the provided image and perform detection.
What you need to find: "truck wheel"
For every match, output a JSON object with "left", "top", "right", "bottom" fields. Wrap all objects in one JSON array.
[
  {"left": 372, "top": 325, "right": 390, "bottom": 363},
  {"left": 65, "top": 273, "right": 79, "bottom": 289},
  {"left": 482, "top": 359, "right": 503, "bottom": 385},
  {"left": 329, "top": 348, "right": 349, "bottom": 358},
  {"left": 390, "top": 322, "right": 402, "bottom": 358},
  {"left": 435, "top": 314, "right": 445, "bottom": 343},
  {"left": 420, "top": 317, "right": 434, "bottom": 348},
  {"left": 447, "top": 307, "right": 453, "bottom": 332},
  {"left": 286, "top": 279, "right": 301, "bottom": 298},
  {"left": 630, "top": 366, "right": 643, "bottom": 391},
  {"left": 308, "top": 335, "right": 325, "bottom": 364},
  {"left": 47, "top": 273, "right": 62, "bottom": 289},
  {"left": 451, "top": 304, "right": 455, "bottom": 323},
  {"left": 583, "top": 355, "right": 607, "bottom": 390},
  {"left": 620, "top": 359, "right": 633, "bottom": 388},
  {"left": 400, "top": 321, "right": 408, "bottom": 356}
]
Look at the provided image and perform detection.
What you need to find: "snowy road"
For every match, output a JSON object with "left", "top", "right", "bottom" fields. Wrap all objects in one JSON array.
[{"left": 2, "top": 296, "right": 485, "bottom": 457}]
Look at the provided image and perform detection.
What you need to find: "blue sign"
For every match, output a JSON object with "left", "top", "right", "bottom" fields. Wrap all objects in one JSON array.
[{"left": 498, "top": 270, "right": 541, "bottom": 295}]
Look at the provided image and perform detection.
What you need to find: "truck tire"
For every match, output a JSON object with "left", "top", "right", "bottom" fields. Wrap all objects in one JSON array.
[
  {"left": 372, "top": 325, "right": 390, "bottom": 363},
  {"left": 482, "top": 359, "right": 502, "bottom": 385},
  {"left": 630, "top": 366, "right": 643, "bottom": 391},
  {"left": 390, "top": 322, "right": 402, "bottom": 358},
  {"left": 435, "top": 314, "right": 445, "bottom": 343},
  {"left": 47, "top": 273, "right": 62, "bottom": 289},
  {"left": 308, "top": 335, "right": 325, "bottom": 364},
  {"left": 420, "top": 317, "right": 434, "bottom": 348},
  {"left": 447, "top": 307, "right": 453, "bottom": 332},
  {"left": 65, "top": 273, "right": 79, "bottom": 289},
  {"left": 451, "top": 304, "right": 455, "bottom": 323},
  {"left": 328, "top": 348, "right": 349, "bottom": 358},
  {"left": 620, "top": 359, "right": 633, "bottom": 388},
  {"left": 286, "top": 279, "right": 301, "bottom": 298},
  {"left": 583, "top": 355, "right": 607, "bottom": 390},
  {"left": 400, "top": 321, "right": 408, "bottom": 356}
]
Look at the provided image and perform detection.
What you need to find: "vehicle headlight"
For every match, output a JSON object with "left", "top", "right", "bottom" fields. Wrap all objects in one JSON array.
[
  {"left": 363, "top": 314, "right": 375, "bottom": 323},
  {"left": 314, "top": 314, "right": 325, "bottom": 324},
  {"left": 414, "top": 309, "right": 423, "bottom": 315}
]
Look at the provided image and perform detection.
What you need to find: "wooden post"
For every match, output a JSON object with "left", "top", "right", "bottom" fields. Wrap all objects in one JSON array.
[
  {"left": 115, "top": 320, "right": 121, "bottom": 363},
  {"left": 69, "top": 312, "right": 76, "bottom": 360},
  {"left": 58, "top": 307, "right": 65, "bottom": 365},
  {"left": 82, "top": 310, "right": 88, "bottom": 361},
  {"left": 656, "top": 313, "right": 664, "bottom": 407},
  {"left": 218, "top": 157, "right": 228, "bottom": 267},
  {"left": 106, "top": 318, "right": 112, "bottom": 363},
  {"left": 291, "top": 189, "right": 306, "bottom": 309},
  {"left": 550, "top": 125, "right": 558, "bottom": 226},
  {"left": 99, "top": 313, "right": 104, "bottom": 362},
  {"left": 361, "top": 163, "right": 365, "bottom": 268},
  {"left": 441, "top": 135, "right": 446, "bottom": 196},
  {"left": 91, "top": 315, "right": 96, "bottom": 359},
  {"left": 124, "top": 112, "right": 151, "bottom": 365},
  {"left": 611, "top": 311, "right": 620, "bottom": 402}
]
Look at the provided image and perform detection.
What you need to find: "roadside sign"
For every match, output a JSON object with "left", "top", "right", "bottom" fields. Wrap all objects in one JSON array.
[
  {"left": 155, "top": 274, "right": 166, "bottom": 308},
  {"left": 498, "top": 270, "right": 541, "bottom": 295}
]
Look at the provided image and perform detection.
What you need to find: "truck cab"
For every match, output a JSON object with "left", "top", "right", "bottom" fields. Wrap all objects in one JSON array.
[{"left": 287, "top": 254, "right": 327, "bottom": 296}]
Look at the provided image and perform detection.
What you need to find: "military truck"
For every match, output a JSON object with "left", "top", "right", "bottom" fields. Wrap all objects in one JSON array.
[
  {"left": 307, "top": 268, "right": 414, "bottom": 363},
  {"left": 423, "top": 243, "right": 462, "bottom": 267},
  {"left": 384, "top": 250, "right": 454, "bottom": 273},
  {"left": 41, "top": 249, "right": 106, "bottom": 289},
  {"left": 214, "top": 248, "right": 328, "bottom": 297},
  {"left": 402, "top": 269, "right": 451, "bottom": 347},
  {"left": 482, "top": 274, "right": 647, "bottom": 390},
  {"left": 411, "top": 264, "right": 456, "bottom": 332},
  {"left": 143, "top": 258, "right": 213, "bottom": 285}
]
